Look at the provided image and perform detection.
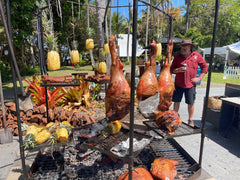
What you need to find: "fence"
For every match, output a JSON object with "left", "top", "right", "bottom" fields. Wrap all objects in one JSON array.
[{"left": 223, "top": 66, "right": 240, "bottom": 79}]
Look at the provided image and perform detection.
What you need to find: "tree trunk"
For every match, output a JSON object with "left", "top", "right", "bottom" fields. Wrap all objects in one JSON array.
[
  {"left": 127, "top": 0, "right": 131, "bottom": 62},
  {"left": 95, "top": 0, "right": 105, "bottom": 53},
  {"left": 86, "top": 0, "right": 95, "bottom": 67},
  {"left": 145, "top": 0, "right": 150, "bottom": 62}
]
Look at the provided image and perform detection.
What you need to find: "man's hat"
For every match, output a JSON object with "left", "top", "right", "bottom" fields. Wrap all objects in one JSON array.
[{"left": 179, "top": 38, "right": 195, "bottom": 47}]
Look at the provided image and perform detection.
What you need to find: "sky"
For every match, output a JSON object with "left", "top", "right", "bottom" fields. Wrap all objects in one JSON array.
[{"left": 111, "top": 0, "right": 186, "bottom": 18}]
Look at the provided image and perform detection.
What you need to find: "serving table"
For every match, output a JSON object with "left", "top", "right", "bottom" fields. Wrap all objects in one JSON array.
[{"left": 220, "top": 97, "right": 240, "bottom": 137}]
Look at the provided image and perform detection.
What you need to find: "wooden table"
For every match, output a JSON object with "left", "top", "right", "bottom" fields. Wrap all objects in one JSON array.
[{"left": 220, "top": 97, "right": 240, "bottom": 137}]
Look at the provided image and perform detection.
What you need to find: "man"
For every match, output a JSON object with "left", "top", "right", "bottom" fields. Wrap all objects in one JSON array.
[{"left": 170, "top": 38, "right": 208, "bottom": 127}]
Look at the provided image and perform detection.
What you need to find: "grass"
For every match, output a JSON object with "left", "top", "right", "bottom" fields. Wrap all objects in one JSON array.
[
  {"left": 2, "top": 65, "right": 94, "bottom": 91},
  {"left": 202, "top": 72, "right": 240, "bottom": 84},
  {"left": 3, "top": 65, "right": 239, "bottom": 91}
]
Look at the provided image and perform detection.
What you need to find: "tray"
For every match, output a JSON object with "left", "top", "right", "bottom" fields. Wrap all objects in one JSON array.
[
  {"left": 143, "top": 120, "right": 201, "bottom": 138},
  {"left": 81, "top": 127, "right": 153, "bottom": 161}
]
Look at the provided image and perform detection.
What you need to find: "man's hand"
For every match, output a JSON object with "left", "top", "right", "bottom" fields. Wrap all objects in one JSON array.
[
  {"left": 191, "top": 77, "right": 201, "bottom": 83},
  {"left": 173, "top": 67, "right": 186, "bottom": 73}
]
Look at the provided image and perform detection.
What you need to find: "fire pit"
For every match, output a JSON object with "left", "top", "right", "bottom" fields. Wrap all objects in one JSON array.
[
  {"left": 28, "top": 117, "right": 201, "bottom": 180},
  {"left": 28, "top": 137, "right": 200, "bottom": 179}
]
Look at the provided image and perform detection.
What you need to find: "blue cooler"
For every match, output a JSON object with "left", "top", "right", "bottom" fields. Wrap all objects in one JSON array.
[{"left": 196, "top": 67, "right": 201, "bottom": 85}]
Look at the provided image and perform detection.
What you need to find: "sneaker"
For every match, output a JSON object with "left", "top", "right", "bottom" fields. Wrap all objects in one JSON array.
[{"left": 188, "top": 120, "right": 194, "bottom": 127}]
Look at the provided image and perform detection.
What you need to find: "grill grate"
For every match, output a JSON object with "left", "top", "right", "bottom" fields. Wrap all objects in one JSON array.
[
  {"left": 144, "top": 120, "right": 201, "bottom": 138},
  {"left": 81, "top": 128, "right": 153, "bottom": 161},
  {"left": 150, "top": 138, "right": 201, "bottom": 180},
  {"left": 29, "top": 138, "right": 200, "bottom": 180}
]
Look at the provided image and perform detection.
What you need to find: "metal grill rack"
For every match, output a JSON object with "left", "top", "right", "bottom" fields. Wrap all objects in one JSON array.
[
  {"left": 150, "top": 138, "right": 201, "bottom": 180},
  {"left": 144, "top": 120, "right": 201, "bottom": 138}
]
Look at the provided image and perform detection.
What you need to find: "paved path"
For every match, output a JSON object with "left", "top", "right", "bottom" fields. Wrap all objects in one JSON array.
[{"left": 1, "top": 69, "right": 239, "bottom": 179}]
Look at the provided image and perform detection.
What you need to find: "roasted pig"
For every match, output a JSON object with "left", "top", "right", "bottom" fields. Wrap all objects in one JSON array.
[
  {"left": 136, "top": 40, "right": 159, "bottom": 101},
  {"left": 154, "top": 109, "right": 182, "bottom": 135},
  {"left": 151, "top": 158, "right": 179, "bottom": 180},
  {"left": 105, "top": 35, "right": 131, "bottom": 121},
  {"left": 157, "top": 40, "right": 175, "bottom": 111}
]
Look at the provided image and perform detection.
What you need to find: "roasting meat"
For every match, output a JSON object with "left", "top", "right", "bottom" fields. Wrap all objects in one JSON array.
[
  {"left": 157, "top": 40, "right": 175, "bottom": 111},
  {"left": 154, "top": 109, "right": 182, "bottom": 135},
  {"left": 118, "top": 167, "right": 154, "bottom": 180},
  {"left": 41, "top": 75, "right": 73, "bottom": 83},
  {"left": 105, "top": 35, "right": 131, "bottom": 121},
  {"left": 151, "top": 158, "right": 179, "bottom": 180},
  {"left": 136, "top": 40, "right": 159, "bottom": 101}
]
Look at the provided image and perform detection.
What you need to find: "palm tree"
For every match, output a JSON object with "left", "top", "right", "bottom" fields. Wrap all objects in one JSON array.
[{"left": 95, "top": 0, "right": 105, "bottom": 56}]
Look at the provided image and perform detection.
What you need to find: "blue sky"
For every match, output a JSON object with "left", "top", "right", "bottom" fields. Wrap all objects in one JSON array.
[{"left": 111, "top": 0, "right": 186, "bottom": 18}]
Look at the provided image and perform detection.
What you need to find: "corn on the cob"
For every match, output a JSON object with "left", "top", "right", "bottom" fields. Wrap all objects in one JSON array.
[
  {"left": 57, "top": 128, "right": 69, "bottom": 143},
  {"left": 34, "top": 129, "right": 51, "bottom": 144}
]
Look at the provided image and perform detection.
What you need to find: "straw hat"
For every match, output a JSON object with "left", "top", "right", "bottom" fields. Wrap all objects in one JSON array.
[{"left": 179, "top": 38, "right": 195, "bottom": 47}]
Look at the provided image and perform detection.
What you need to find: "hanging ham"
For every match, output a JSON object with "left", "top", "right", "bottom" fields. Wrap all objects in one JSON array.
[
  {"left": 105, "top": 35, "right": 131, "bottom": 121},
  {"left": 136, "top": 40, "right": 159, "bottom": 101},
  {"left": 157, "top": 40, "right": 175, "bottom": 111}
]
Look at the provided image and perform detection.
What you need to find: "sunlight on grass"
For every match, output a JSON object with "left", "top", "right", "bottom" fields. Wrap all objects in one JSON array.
[
  {"left": 2, "top": 65, "right": 93, "bottom": 91},
  {"left": 202, "top": 72, "right": 240, "bottom": 84}
]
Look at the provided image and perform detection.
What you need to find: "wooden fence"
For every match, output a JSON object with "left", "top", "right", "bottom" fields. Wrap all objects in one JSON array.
[{"left": 223, "top": 66, "right": 240, "bottom": 79}]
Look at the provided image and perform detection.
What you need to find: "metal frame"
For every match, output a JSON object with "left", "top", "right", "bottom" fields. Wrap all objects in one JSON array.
[{"left": 2, "top": 0, "right": 220, "bottom": 179}]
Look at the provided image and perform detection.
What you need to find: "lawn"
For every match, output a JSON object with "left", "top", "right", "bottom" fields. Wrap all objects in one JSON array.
[
  {"left": 2, "top": 65, "right": 94, "bottom": 91},
  {"left": 2, "top": 65, "right": 239, "bottom": 91},
  {"left": 202, "top": 72, "right": 240, "bottom": 84}
]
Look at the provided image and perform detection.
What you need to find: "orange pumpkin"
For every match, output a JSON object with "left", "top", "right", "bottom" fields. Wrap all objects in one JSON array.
[{"left": 118, "top": 168, "right": 154, "bottom": 180}]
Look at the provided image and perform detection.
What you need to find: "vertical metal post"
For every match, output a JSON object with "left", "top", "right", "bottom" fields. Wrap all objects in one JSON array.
[
  {"left": 129, "top": 0, "right": 138, "bottom": 179},
  {"left": 168, "top": 16, "right": 173, "bottom": 40},
  {"left": 199, "top": 0, "right": 220, "bottom": 166},
  {"left": 37, "top": 10, "right": 45, "bottom": 75},
  {"left": 4, "top": 0, "right": 27, "bottom": 178},
  {"left": 45, "top": 86, "right": 49, "bottom": 123}
]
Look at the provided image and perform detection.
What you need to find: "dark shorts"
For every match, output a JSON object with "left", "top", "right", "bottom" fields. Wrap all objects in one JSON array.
[{"left": 172, "top": 85, "right": 196, "bottom": 105}]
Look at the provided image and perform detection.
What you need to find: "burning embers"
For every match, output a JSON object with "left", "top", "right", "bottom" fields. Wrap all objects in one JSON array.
[{"left": 29, "top": 138, "right": 199, "bottom": 180}]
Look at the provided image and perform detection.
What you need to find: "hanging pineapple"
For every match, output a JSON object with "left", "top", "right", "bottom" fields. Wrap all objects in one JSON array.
[
  {"left": 70, "top": 40, "right": 80, "bottom": 64},
  {"left": 86, "top": 28, "right": 95, "bottom": 50},
  {"left": 156, "top": 43, "right": 162, "bottom": 57},
  {"left": 99, "top": 61, "right": 107, "bottom": 74},
  {"left": 103, "top": 43, "right": 110, "bottom": 53},
  {"left": 46, "top": 35, "right": 60, "bottom": 71},
  {"left": 98, "top": 50, "right": 107, "bottom": 74}
]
